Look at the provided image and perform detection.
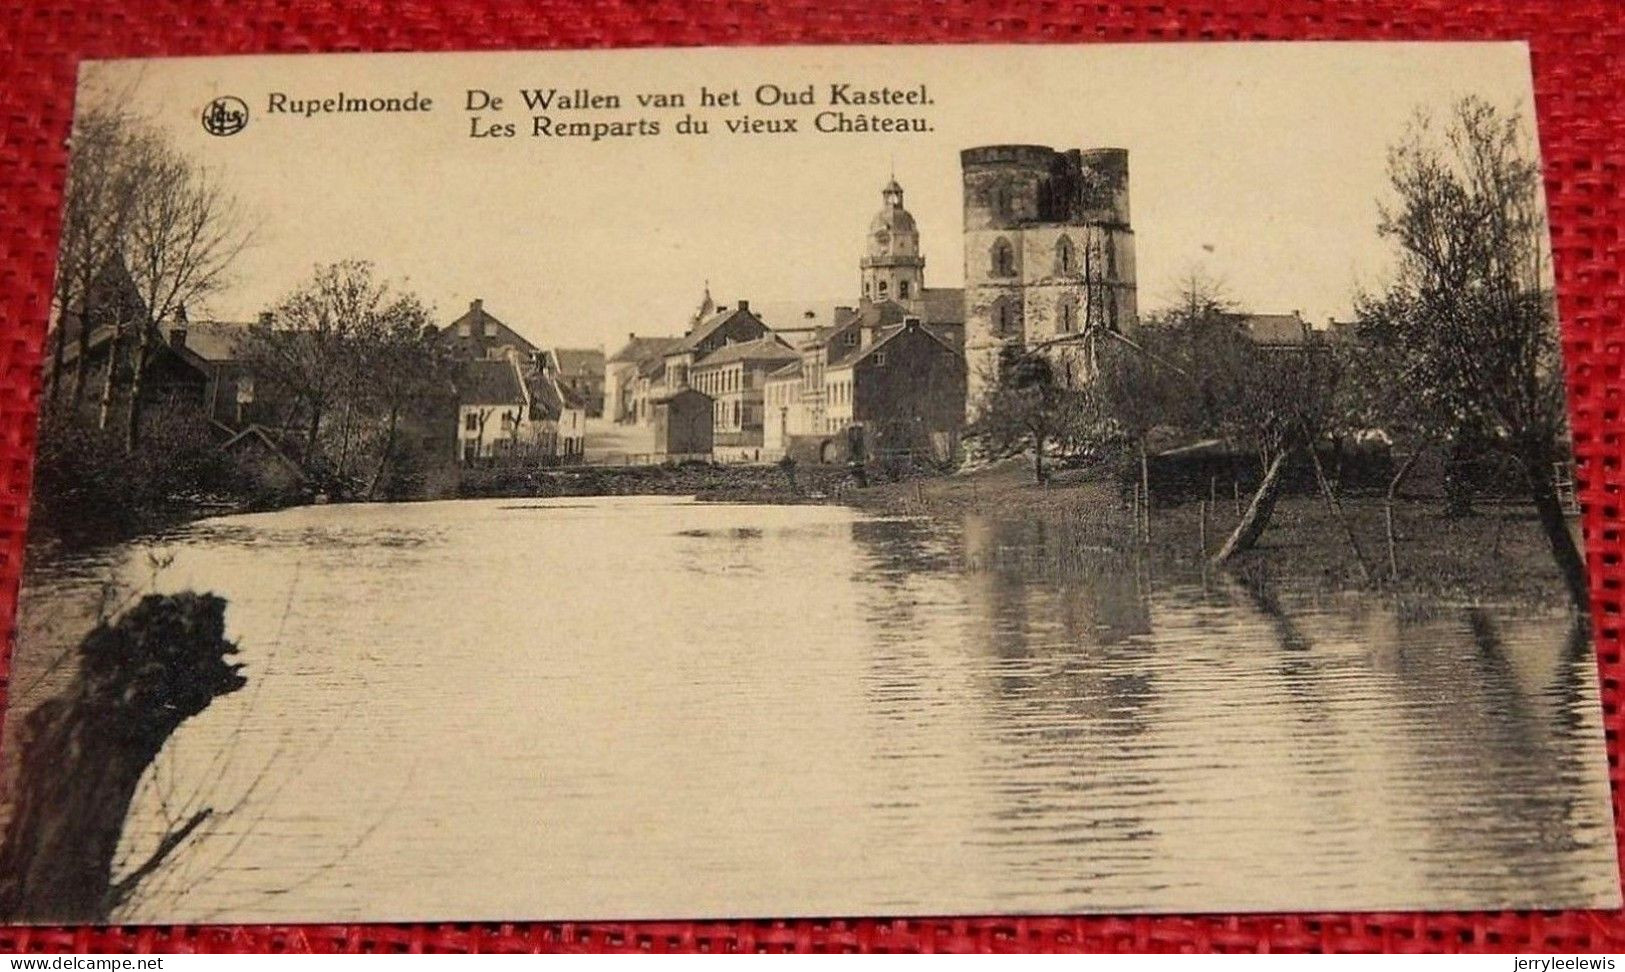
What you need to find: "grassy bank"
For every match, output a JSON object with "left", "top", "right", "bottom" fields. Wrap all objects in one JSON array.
[
  {"left": 457, "top": 460, "right": 856, "bottom": 503},
  {"left": 843, "top": 458, "right": 1578, "bottom": 608}
]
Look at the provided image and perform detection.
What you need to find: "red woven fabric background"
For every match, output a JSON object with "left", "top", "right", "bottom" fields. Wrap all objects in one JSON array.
[{"left": 0, "top": 0, "right": 1620, "bottom": 954}]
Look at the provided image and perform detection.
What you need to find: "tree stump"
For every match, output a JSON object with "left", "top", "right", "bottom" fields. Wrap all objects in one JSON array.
[{"left": 0, "top": 592, "right": 244, "bottom": 923}]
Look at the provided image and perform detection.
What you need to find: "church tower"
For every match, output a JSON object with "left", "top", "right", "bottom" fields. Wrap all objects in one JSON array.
[
  {"left": 860, "top": 178, "right": 926, "bottom": 314},
  {"left": 961, "top": 145, "right": 1137, "bottom": 411}
]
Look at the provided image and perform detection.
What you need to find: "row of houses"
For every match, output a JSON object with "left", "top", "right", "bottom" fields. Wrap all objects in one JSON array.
[
  {"left": 605, "top": 178, "right": 973, "bottom": 465},
  {"left": 45, "top": 262, "right": 607, "bottom": 476}
]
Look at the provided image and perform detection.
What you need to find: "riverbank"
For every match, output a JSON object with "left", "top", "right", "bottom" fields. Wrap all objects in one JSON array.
[
  {"left": 842, "top": 458, "right": 1579, "bottom": 608},
  {"left": 32, "top": 454, "right": 1577, "bottom": 609},
  {"left": 457, "top": 461, "right": 857, "bottom": 502}
]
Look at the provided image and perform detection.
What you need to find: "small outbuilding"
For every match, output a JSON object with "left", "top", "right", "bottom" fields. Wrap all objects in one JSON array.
[{"left": 652, "top": 388, "right": 714, "bottom": 460}]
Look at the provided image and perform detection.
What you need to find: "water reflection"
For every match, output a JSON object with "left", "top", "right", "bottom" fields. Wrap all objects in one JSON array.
[{"left": 7, "top": 496, "right": 1618, "bottom": 921}]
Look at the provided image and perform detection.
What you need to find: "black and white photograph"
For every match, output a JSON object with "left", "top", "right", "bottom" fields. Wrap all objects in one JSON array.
[{"left": 0, "top": 42, "right": 1615, "bottom": 924}]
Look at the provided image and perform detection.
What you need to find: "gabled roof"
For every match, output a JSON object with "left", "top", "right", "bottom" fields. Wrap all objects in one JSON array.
[
  {"left": 692, "top": 335, "right": 797, "bottom": 368},
  {"left": 749, "top": 299, "right": 848, "bottom": 335},
  {"left": 549, "top": 347, "right": 605, "bottom": 377},
  {"left": 608, "top": 335, "right": 683, "bottom": 364},
  {"left": 828, "top": 319, "right": 960, "bottom": 372},
  {"left": 826, "top": 300, "right": 912, "bottom": 366},
  {"left": 525, "top": 370, "right": 566, "bottom": 420},
  {"left": 921, "top": 288, "right": 965, "bottom": 327},
  {"left": 177, "top": 321, "right": 254, "bottom": 362},
  {"left": 766, "top": 359, "right": 803, "bottom": 381},
  {"left": 458, "top": 358, "right": 527, "bottom": 406},
  {"left": 218, "top": 424, "right": 306, "bottom": 476},
  {"left": 671, "top": 305, "right": 768, "bottom": 355},
  {"left": 1224, "top": 312, "right": 1316, "bottom": 347},
  {"left": 439, "top": 303, "right": 541, "bottom": 357},
  {"left": 636, "top": 355, "right": 668, "bottom": 380}
]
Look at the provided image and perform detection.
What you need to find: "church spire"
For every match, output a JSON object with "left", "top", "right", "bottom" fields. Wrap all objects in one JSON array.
[{"left": 690, "top": 280, "right": 716, "bottom": 326}]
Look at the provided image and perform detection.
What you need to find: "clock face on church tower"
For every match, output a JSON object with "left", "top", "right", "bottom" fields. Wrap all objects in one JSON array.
[{"left": 874, "top": 229, "right": 891, "bottom": 247}]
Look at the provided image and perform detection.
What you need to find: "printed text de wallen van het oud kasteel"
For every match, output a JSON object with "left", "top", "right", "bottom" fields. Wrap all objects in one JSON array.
[{"left": 262, "top": 83, "right": 937, "bottom": 140}]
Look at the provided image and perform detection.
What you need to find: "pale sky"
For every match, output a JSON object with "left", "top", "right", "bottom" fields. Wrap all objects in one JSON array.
[{"left": 83, "top": 42, "right": 1540, "bottom": 349}]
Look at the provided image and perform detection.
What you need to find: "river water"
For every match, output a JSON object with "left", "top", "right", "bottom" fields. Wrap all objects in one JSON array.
[{"left": 10, "top": 495, "right": 1619, "bottom": 922}]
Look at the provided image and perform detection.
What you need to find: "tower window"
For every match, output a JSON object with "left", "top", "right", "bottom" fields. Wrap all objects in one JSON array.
[
  {"left": 1056, "top": 236, "right": 1076, "bottom": 275},
  {"left": 898, "top": 281, "right": 910, "bottom": 299},
  {"left": 991, "top": 238, "right": 1015, "bottom": 278},
  {"left": 1060, "top": 297, "right": 1077, "bottom": 334},
  {"left": 994, "top": 297, "right": 1016, "bottom": 335},
  {"left": 878, "top": 280, "right": 888, "bottom": 297}
]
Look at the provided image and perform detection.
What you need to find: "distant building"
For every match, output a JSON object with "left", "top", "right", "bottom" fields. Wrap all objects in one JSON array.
[
  {"left": 628, "top": 354, "right": 669, "bottom": 426},
  {"left": 763, "top": 300, "right": 962, "bottom": 464},
  {"left": 661, "top": 299, "right": 774, "bottom": 392},
  {"left": 544, "top": 347, "right": 606, "bottom": 418},
  {"left": 857, "top": 177, "right": 965, "bottom": 333},
  {"left": 826, "top": 317, "right": 966, "bottom": 463},
  {"left": 1223, "top": 310, "right": 1331, "bottom": 351},
  {"left": 455, "top": 356, "right": 531, "bottom": 463},
  {"left": 961, "top": 145, "right": 1138, "bottom": 410},
  {"left": 651, "top": 388, "right": 714, "bottom": 459},
  {"left": 605, "top": 333, "right": 682, "bottom": 423},
  {"left": 438, "top": 299, "right": 541, "bottom": 360},
  {"left": 46, "top": 261, "right": 276, "bottom": 433},
  {"left": 689, "top": 335, "right": 798, "bottom": 462},
  {"left": 454, "top": 352, "right": 584, "bottom": 464}
]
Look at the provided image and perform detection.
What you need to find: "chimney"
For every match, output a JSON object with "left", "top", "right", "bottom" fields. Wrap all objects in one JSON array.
[
  {"left": 471, "top": 298, "right": 483, "bottom": 315},
  {"left": 168, "top": 325, "right": 187, "bottom": 350},
  {"left": 628, "top": 331, "right": 636, "bottom": 343},
  {"left": 904, "top": 316, "right": 923, "bottom": 329},
  {"left": 737, "top": 299, "right": 749, "bottom": 312},
  {"left": 258, "top": 311, "right": 273, "bottom": 327}
]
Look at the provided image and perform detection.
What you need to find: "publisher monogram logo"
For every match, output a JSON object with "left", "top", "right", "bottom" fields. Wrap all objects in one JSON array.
[{"left": 201, "top": 96, "right": 249, "bottom": 136}]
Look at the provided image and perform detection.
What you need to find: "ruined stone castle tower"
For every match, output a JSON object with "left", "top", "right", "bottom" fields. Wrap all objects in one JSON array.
[
  {"left": 960, "top": 145, "right": 1137, "bottom": 410},
  {"left": 861, "top": 178, "right": 926, "bottom": 316}
]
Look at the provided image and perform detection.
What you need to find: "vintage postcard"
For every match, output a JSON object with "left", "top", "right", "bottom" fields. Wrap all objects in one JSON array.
[{"left": 0, "top": 42, "right": 1616, "bottom": 924}]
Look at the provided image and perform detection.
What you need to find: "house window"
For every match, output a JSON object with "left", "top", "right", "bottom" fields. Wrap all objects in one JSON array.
[
  {"left": 878, "top": 280, "right": 889, "bottom": 298},
  {"left": 991, "top": 238, "right": 1015, "bottom": 277},
  {"left": 863, "top": 281, "right": 870, "bottom": 297},
  {"left": 1056, "top": 235, "right": 1076, "bottom": 274},
  {"left": 873, "top": 351, "right": 887, "bottom": 366},
  {"left": 465, "top": 412, "right": 478, "bottom": 432}
]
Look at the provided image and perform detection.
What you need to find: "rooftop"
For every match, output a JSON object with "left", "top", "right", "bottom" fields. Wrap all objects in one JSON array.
[
  {"left": 457, "top": 358, "right": 527, "bottom": 405},
  {"left": 693, "top": 335, "right": 798, "bottom": 368}
]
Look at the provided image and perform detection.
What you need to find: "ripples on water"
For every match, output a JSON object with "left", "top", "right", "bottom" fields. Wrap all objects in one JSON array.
[{"left": 9, "top": 496, "right": 1619, "bottom": 922}]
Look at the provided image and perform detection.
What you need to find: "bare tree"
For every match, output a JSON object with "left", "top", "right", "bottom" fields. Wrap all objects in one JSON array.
[
  {"left": 121, "top": 139, "right": 252, "bottom": 452},
  {"left": 238, "top": 261, "right": 380, "bottom": 471},
  {"left": 973, "top": 347, "right": 1085, "bottom": 484},
  {"left": 347, "top": 289, "right": 451, "bottom": 498},
  {"left": 47, "top": 105, "right": 146, "bottom": 410},
  {"left": 1362, "top": 96, "right": 1585, "bottom": 607}
]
